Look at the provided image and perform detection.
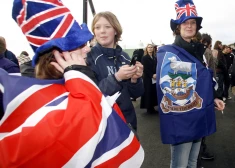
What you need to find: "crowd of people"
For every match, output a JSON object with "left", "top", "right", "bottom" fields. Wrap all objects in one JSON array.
[{"left": 0, "top": 0, "right": 233, "bottom": 167}]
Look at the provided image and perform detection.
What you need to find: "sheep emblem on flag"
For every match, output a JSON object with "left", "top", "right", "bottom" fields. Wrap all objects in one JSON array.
[{"left": 159, "top": 52, "right": 202, "bottom": 113}]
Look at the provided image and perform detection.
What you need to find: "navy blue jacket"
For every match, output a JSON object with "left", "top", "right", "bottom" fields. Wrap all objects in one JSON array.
[
  {"left": 0, "top": 54, "right": 20, "bottom": 120},
  {"left": 4, "top": 50, "right": 19, "bottom": 67},
  {"left": 87, "top": 44, "right": 144, "bottom": 130}
]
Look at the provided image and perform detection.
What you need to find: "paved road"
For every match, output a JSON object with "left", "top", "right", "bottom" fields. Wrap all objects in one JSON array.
[{"left": 133, "top": 97, "right": 235, "bottom": 168}]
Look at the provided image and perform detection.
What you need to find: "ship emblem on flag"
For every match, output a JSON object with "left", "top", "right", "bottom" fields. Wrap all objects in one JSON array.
[{"left": 159, "top": 52, "right": 203, "bottom": 113}]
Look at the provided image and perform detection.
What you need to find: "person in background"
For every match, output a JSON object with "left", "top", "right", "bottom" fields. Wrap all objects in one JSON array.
[
  {"left": 132, "top": 40, "right": 144, "bottom": 63},
  {"left": 87, "top": 11, "right": 144, "bottom": 131},
  {"left": 0, "top": 36, "right": 19, "bottom": 66},
  {"left": 226, "top": 47, "right": 234, "bottom": 72},
  {"left": 17, "top": 51, "right": 35, "bottom": 77},
  {"left": 201, "top": 33, "right": 216, "bottom": 77},
  {"left": 140, "top": 43, "right": 158, "bottom": 113},
  {"left": 0, "top": 34, "right": 20, "bottom": 120},
  {"left": 231, "top": 49, "right": 235, "bottom": 98},
  {"left": 213, "top": 41, "right": 227, "bottom": 100},
  {"left": 197, "top": 33, "right": 216, "bottom": 164},
  {"left": 17, "top": 51, "right": 31, "bottom": 65},
  {"left": 212, "top": 41, "right": 222, "bottom": 60},
  {"left": 131, "top": 40, "right": 144, "bottom": 101},
  {"left": 156, "top": 0, "right": 225, "bottom": 167},
  {"left": 222, "top": 45, "right": 232, "bottom": 101}
]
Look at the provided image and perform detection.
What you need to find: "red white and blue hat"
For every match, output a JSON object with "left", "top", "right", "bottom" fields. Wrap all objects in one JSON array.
[
  {"left": 170, "top": 0, "right": 203, "bottom": 31},
  {"left": 12, "top": 0, "right": 93, "bottom": 66}
]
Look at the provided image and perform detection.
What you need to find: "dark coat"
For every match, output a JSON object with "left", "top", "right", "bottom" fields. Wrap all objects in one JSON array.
[
  {"left": 0, "top": 55, "right": 20, "bottom": 120},
  {"left": 4, "top": 50, "right": 19, "bottom": 67},
  {"left": 231, "top": 57, "right": 235, "bottom": 86},
  {"left": 87, "top": 43, "right": 144, "bottom": 130},
  {"left": 140, "top": 54, "right": 158, "bottom": 109},
  {"left": 132, "top": 49, "right": 144, "bottom": 62},
  {"left": 20, "top": 60, "right": 35, "bottom": 78}
]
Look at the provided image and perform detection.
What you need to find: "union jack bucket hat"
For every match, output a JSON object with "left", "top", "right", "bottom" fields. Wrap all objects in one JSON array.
[
  {"left": 12, "top": 0, "right": 93, "bottom": 66},
  {"left": 170, "top": 0, "right": 202, "bottom": 32}
]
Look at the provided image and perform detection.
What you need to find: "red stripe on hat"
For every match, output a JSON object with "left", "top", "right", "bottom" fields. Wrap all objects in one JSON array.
[
  {"left": 42, "top": 0, "right": 64, "bottom": 6},
  {"left": 95, "top": 136, "right": 141, "bottom": 168},
  {"left": 0, "top": 79, "right": 103, "bottom": 167},
  {"left": 26, "top": 35, "right": 49, "bottom": 46},
  {"left": 0, "top": 84, "right": 67, "bottom": 132},
  {"left": 17, "top": 0, "right": 26, "bottom": 26},
  {"left": 21, "top": 7, "right": 70, "bottom": 34},
  {"left": 52, "top": 13, "right": 74, "bottom": 39}
]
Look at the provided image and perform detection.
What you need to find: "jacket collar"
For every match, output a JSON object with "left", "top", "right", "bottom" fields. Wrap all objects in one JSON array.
[
  {"left": 173, "top": 35, "right": 206, "bottom": 62},
  {"left": 96, "top": 43, "right": 123, "bottom": 57}
]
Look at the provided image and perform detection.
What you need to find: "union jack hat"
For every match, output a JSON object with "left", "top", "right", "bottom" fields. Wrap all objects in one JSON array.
[
  {"left": 170, "top": 0, "right": 202, "bottom": 31},
  {"left": 12, "top": 0, "right": 93, "bottom": 66}
]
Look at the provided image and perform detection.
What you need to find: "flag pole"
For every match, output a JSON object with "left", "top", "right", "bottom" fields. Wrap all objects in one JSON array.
[
  {"left": 88, "top": 0, "right": 96, "bottom": 16},
  {"left": 83, "top": 0, "right": 88, "bottom": 23}
]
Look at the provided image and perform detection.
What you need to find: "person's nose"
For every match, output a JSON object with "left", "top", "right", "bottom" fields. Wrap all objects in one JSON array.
[
  {"left": 100, "top": 26, "right": 106, "bottom": 33},
  {"left": 187, "top": 22, "right": 192, "bottom": 27}
]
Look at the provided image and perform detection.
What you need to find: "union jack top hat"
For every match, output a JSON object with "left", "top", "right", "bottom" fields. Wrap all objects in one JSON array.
[
  {"left": 12, "top": 0, "right": 93, "bottom": 66},
  {"left": 170, "top": 0, "right": 202, "bottom": 32}
]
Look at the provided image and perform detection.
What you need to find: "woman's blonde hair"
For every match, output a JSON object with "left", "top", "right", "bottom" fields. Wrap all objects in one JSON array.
[
  {"left": 144, "top": 44, "right": 156, "bottom": 56},
  {"left": 35, "top": 51, "right": 63, "bottom": 79},
  {"left": 91, "top": 11, "right": 122, "bottom": 43}
]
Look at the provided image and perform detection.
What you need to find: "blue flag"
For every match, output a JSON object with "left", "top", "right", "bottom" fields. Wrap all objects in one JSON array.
[{"left": 156, "top": 45, "right": 216, "bottom": 144}]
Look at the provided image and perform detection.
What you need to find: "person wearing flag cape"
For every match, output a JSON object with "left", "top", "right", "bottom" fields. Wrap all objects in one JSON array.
[
  {"left": 0, "top": 0, "right": 144, "bottom": 167},
  {"left": 156, "top": 0, "right": 225, "bottom": 167}
]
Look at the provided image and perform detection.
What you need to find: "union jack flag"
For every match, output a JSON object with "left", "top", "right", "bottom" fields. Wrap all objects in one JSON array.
[
  {"left": 12, "top": 0, "right": 78, "bottom": 51},
  {"left": 0, "top": 69, "right": 144, "bottom": 167},
  {"left": 175, "top": 3, "right": 198, "bottom": 20}
]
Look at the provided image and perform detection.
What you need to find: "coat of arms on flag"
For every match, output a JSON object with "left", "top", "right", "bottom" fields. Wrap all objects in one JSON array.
[{"left": 159, "top": 52, "right": 203, "bottom": 113}]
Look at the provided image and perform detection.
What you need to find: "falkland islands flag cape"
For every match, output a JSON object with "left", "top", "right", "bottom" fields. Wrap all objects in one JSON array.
[
  {"left": 156, "top": 44, "right": 216, "bottom": 145},
  {"left": 0, "top": 69, "right": 144, "bottom": 168}
]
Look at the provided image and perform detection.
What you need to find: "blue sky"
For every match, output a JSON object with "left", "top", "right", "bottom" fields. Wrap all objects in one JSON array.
[{"left": 1, "top": 0, "right": 235, "bottom": 57}]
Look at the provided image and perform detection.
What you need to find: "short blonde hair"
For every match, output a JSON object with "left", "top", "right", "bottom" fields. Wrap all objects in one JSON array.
[{"left": 91, "top": 11, "right": 122, "bottom": 43}]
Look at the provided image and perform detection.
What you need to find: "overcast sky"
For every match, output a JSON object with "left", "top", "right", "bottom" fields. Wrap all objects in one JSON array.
[{"left": 1, "top": 0, "right": 235, "bottom": 57}]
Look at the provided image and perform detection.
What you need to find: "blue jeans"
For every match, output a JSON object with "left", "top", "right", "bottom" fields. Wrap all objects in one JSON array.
[{"left": 170, "top": 139, "right": 201, "bottom": 168}]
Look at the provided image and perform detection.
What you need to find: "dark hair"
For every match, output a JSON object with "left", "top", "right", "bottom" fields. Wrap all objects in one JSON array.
[
  {"left": 201, "top": 33, "right": 212, "bottom": 47},
  {"left": 213, "top": 41, "right": 222, "bottom": 50},
  {"left": 35, "top": 51, "right": 63, "bottom": 79},
  {"left": 173, "top": 19, "right": 201, "bottom": 36},
  {"left": 20, "top": 51, "right": 29, "bottom": 56},
  {"left": 0, "top": 37, "right": 6, "bottom": 54},
  {"left": 192, "top": 32, "right": 202, "bottom": 43},
  {"left": 173, "top": 26, "right": 181, "bottom": 36},
  {"left": 222, "top": 45, "right": 228, "bottom": 51}
]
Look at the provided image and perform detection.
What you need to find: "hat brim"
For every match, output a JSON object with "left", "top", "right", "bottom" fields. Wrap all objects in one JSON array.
[
  {"left": 32, "top": 24, "right": 93, "bottom": 67},
  {"left": 170, "top": 16, "right": 203, "bottom": 32}
]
